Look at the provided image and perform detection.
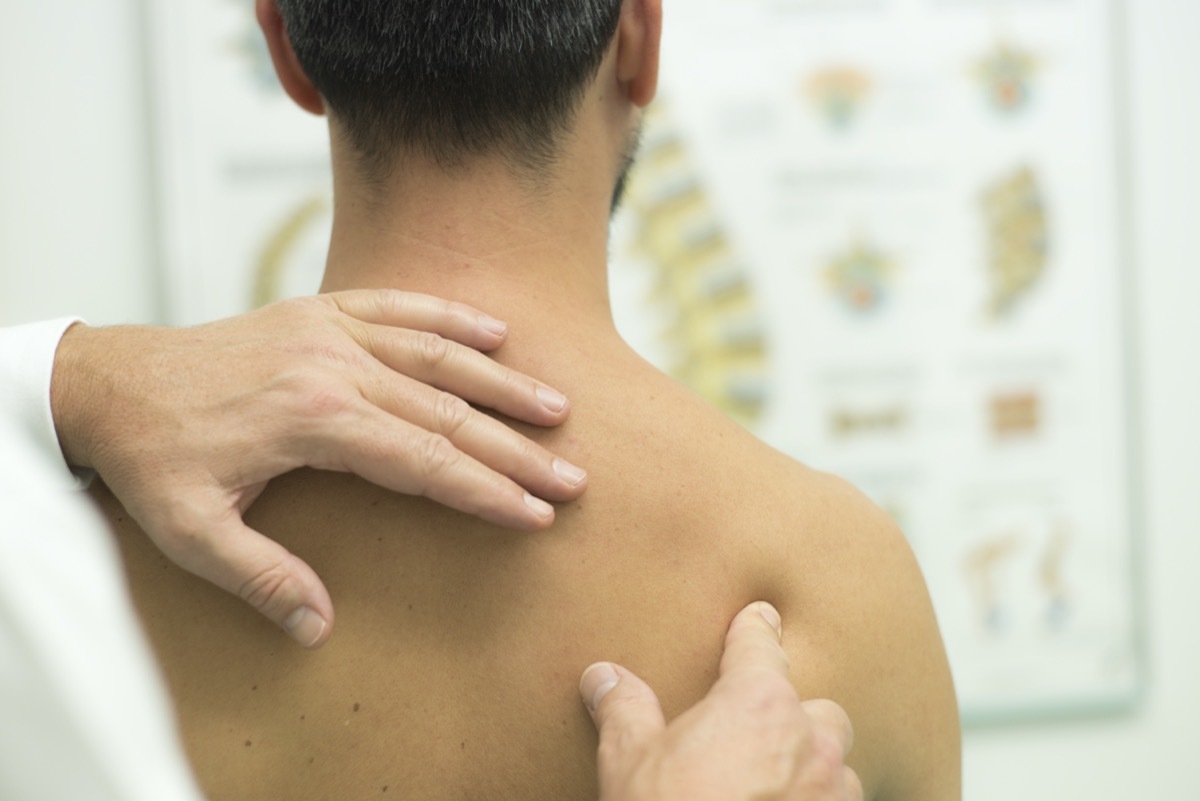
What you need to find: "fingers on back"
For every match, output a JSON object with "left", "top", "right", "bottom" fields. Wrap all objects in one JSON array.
[
  {"left": 719, "top": 602, "right": 791, "bottom": 681},
  {"left": 582, "top": 664, "right": 666, "bottom": 788},
  {"left": 323, "top": 290, "right": 503, "bottom": 351},
  {"left": 800, "top": 698, "right": 854, "bottom": 758}
]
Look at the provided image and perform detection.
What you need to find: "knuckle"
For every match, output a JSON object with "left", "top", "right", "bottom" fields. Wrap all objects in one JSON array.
[
  {"left": 433, "top": 392, "right": 473, "bottom": 438},
  {"left": 812, "top": 733, "right": 848, "bottom": 786},
  {"left": 265, "top": 306, "right": 364, "bottom": 365},
  {"left": 375, "top": 289, "right": 409, "bottom": 319},
  {"left": 437, "top": 295, "right": 461, "bottom": 319},
  {"left": 303, "top": 336, "right": 367, "bottom": 369},
  {"left": 749, "top": 710, "right": 843, "bottom": 795},
  {"left": 493, "top": 365, "right": 526, "bottom": 398},
  {"left": 492, "top": 420, "right": 544, "bottom": 467},
  {"left": 441, "top": 297, "right": 482, "bottom": 327},
  {"left": 751, "top": 730, "right": 808, "bottom": 797},
  {"left": 785, "top": 727, "right": 847, "bottom": 791},
  {"left": 414, "top": 331, "right": 451, "bottom": 370},
  {"left": 367, "top": 288, "right": 400, "bottom": 316},
  {"left": 238, "top": 559, "right": 304, "bottom": 618},
  {"left": 290, "top": 377, "right": 359, "bottom": 421},
  {"left": 416, "top": 433, "right": 461, "bottom": 486},
  {"left": 806, "top": 698, "right": 854, "bottom": 751}
]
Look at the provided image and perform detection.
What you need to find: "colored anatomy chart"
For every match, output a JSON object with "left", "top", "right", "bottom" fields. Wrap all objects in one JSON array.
[
  {"left": 608, "top": 0, "right": 1137, "bottom": 722},
  {"left": 150, "top": 0, "right": 1138, "bottom": 722}
]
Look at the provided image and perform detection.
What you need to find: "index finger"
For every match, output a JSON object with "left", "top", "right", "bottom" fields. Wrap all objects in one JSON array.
[
  {"left": 718, "top": 601, "right": 791, "bottom": 680},
  {"left": 323, "top": 289, "right": 511, "bottom": 351},
  {"left": 801, "top": 698, "right": 855, "bottom": 759}
]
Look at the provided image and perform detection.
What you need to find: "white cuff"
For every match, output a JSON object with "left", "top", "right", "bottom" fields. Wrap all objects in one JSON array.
[{"left": 0, "top": 318, "right": 93, "bottom": 490}]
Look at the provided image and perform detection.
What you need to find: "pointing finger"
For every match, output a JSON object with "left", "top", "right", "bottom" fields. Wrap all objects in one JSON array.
[
  {"left": 718, "top": 601, "right": 790, "bottom": 681},
  {"left": 580, "top": 663, "right": 667, "bottom": 794}
]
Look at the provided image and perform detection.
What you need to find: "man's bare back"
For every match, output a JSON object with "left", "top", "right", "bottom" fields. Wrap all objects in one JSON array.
[
  {"left": 99, "top": 329, "right": 958, "bottom": 800},
  {"left": 96, "top": 1, "right": 960, "bottom": 797}
]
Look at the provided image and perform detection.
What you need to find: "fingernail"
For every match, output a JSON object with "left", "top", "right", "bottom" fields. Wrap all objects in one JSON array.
[
  {"left": 284, "top": 606, "right": 328, "bottom": 648},
  {"left": 580, "top": 663, "right": 620, "bottom": 712},
  {"left": 757, "top": 602, "right": 782, "bottom": 638},
  {"left": 524, "top": 492, "right": 554, "bottom": 519},
  {"left": 478, "top": 314, "right": 508, "bottom": 336},
  {"left": 553, "top": 459, "right": 587, "bottom": 487},
  {"left": 536, "top": 386, "right": 568, "bottom": 414}
]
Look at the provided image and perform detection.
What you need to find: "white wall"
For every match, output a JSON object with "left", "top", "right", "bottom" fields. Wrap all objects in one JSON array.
[
  {"left": 0, "top": 0, "right": 160, "bottom": 326},
  {"left": 1, "top": 1, "right": 1197, "bottom": 798}
]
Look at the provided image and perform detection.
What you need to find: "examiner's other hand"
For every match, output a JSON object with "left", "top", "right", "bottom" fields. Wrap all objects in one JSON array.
[
  {"left": 51, "top": 291, "right": 587, "bottom": 647},
  {"left": 580, "top": 602, "right": 862, "bottom": 801}
]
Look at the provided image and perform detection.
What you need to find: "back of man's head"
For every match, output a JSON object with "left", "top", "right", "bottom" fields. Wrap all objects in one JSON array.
[{"left": 276, "top": 0, "right": 624, "bottom": 174}]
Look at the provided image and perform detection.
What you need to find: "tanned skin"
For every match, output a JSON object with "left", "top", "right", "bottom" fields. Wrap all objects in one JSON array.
[{"left": 96, "top": 1, "right": 961, "bottom": 798}]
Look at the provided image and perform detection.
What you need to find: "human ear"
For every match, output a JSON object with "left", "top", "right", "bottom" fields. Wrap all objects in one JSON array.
[
  {"left": 256, "top": 0, "right": 324, "bottom": 115},
  {"left": 616, "top": 0, "right": 663, "bottom": 108}
]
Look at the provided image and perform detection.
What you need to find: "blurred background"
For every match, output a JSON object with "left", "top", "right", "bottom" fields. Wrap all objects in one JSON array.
[{"left": 1, "top": 1, "right": 1196, "bottom": 798}]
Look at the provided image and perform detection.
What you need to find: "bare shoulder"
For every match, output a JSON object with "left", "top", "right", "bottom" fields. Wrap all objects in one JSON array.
[
  {"left": 724, "top": 448, "right": 962, "bottom": 801},
  {"left": 629, "top": 384, "right": 961, "bottom": 801}
]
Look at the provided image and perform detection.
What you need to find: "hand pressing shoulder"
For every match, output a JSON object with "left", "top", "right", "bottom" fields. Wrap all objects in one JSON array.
[{"left": 53, "top": 291, "right": 588, "bottom": 648}]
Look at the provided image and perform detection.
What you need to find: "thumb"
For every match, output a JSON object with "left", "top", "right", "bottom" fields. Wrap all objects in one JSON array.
[
  {"left": 161, "top": 513, "right": 335, "bottom": 649},
  {"left": 580, "top": 662, "right": 666, "bottom": 792}
]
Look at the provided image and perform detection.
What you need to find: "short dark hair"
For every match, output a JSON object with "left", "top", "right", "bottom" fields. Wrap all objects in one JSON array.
[{"left": 277, "top": 0, "right": 624, "bottom": 174}]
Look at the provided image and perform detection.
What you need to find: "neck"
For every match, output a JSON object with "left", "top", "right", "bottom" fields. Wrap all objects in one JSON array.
[{"left": 320, "top": 150, "right": 620, "bottom": 347}]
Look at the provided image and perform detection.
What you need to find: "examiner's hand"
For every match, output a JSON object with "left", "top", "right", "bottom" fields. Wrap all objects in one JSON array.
[
  {"left": 52, "top": 291, "right": 587, "bottom": 647},
  {"left": 580, "top": 602, "right": 862, "bottom": 801}
]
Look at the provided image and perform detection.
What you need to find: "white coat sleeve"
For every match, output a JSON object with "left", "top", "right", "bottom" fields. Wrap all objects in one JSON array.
[
  {"left": 0, "top": 318, "right": 91, "bottom": 489},
  {"left": 0, "top": 409, "right": 208, "bottom": 801}
]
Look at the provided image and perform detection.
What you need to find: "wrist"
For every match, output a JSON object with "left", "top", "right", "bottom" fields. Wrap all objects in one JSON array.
[{"left": 50, "top": 323, "right": 103, "bottom": 469}]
